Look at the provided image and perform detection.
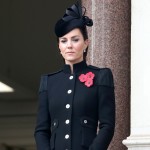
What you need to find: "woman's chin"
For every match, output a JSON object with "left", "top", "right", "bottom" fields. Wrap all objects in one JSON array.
[{"left": 65, "top": 57, "right": 76, "bottom": 62}]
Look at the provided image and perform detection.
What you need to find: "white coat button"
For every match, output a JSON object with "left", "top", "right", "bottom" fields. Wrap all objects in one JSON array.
[
  {"left": 65, "top": 119, "right": 70, "bottom": 124},
  {"left": 84, "top": 120, "right": 88, "bottom": 124},
  {"left": 69, "top": 76, "right": 73, "bottom": 80},
  {"left": 54, "top": 122, "right": 56, "bottom": 126},
  {"left": 67, "top": 90, "right": 72, "bottom": 94},
  {"left": 66, "top": 104, "right": 70, "bottom": 109},
  {"left": 65, "top": 134, "right": 69, "bottom": 139}
]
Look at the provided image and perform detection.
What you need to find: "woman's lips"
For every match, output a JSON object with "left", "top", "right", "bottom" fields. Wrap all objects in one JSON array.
[{"left": 66, "top": 52, "right": 75, "bottom": 54}]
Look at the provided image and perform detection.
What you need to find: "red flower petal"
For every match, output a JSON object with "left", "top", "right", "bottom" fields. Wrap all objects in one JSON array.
[
  {"left": 79, "top": 74, "right": 87, "bottom": 82},
  {"left": 86, "top": 72, "right": 95, "bottom": 79},
  {"left": 85, "top": 78, "right": 93, "bottom": 87},
  {"left": 79, "top": 72, "right": 95, "bottom": 87}
]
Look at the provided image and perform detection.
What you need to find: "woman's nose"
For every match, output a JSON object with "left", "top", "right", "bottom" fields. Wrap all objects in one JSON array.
[{"left": 67, "top": 41, "right": 72, "bottom": 48}]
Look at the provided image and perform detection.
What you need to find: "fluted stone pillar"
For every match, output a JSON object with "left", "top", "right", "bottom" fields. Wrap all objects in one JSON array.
[
  {"left": 123, "top": 0, "right": 150, "bottom": 149},
  {"left": 82, "top": 0, "right": 131, "bottom": 150}
]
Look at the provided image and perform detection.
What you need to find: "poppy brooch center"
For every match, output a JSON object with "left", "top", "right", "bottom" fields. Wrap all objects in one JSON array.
[{"left": 79, "top": 72, "right": 95, "bottom": 87}]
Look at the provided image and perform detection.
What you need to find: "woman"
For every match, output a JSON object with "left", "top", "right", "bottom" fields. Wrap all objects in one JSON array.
[{"left": 34, "top": 2, "right": 115, "bottom": 150}]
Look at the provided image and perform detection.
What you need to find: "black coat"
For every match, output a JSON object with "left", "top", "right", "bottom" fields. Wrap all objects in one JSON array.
[{"left": 34, "top": 61, "right": 115, "bottom": 150}]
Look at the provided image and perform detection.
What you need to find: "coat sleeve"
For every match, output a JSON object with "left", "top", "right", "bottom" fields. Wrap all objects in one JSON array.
[
  {"left": 89, "top": 68, "right": 115, "bottom": 150},
  {"left": 34, "top": 75, "right": 51, "bottom": 150}
]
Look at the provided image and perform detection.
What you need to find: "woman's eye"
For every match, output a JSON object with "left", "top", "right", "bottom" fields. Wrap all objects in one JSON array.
[
  {"left": 73, "top": 39, "right": 79, "bottom": 42},
  {"left": 61, "top": 40, "right": 67, "bottom": 43}
]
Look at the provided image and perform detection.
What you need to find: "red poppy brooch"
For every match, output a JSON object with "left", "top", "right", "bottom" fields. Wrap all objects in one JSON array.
[{"left": 79, "top": 72, "right": 95, "bottom": 87}]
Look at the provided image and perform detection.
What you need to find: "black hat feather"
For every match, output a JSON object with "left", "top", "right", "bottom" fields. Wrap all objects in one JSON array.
[{"left": 54, "top": 2, "right": 93, "bottom": 37}]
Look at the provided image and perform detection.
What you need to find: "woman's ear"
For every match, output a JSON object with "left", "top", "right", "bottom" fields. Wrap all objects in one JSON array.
[{"left": 84, "top": 39, "right": 89, "bottom": 49}]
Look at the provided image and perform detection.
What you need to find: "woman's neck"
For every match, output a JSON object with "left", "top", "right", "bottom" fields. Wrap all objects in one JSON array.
[{"left": 65, "top": 60, "right": 84, "bottom": 74}]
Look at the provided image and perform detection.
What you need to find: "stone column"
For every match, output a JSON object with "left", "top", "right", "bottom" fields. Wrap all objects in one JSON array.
[
  {"left": 123, "top": 0, "right": 150, "bottom": 149},
  {"left": 82, "top": 0, "right": 131, "bottom": 150}
]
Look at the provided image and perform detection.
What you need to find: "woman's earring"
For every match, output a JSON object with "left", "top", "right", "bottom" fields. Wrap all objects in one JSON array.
[{"left": 83, "top": 49, "right": 86, "bottom": 53}]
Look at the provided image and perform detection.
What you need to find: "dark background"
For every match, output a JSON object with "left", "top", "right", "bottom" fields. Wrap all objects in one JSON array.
[{"left": 0, "top": 0, "right": 77, "bottom": 149}]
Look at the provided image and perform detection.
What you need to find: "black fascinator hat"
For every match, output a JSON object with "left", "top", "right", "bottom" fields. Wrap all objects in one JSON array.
[{"left": 55, "top": 2, "right": 93, "bottom": 37}]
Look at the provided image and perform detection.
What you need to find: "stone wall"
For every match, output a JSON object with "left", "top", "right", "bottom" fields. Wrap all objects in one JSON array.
[{"left": 82, "top": 0, "right": 131, "bottom": 149}]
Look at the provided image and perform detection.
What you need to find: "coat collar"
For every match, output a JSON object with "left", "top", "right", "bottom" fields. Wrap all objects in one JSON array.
[{"left": 63, "top": 60, "right": 87, "bottom": 74}]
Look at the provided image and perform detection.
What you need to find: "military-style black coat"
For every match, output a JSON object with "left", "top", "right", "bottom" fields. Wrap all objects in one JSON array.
[{"left": 34, "top": 61, "right": 115, "bottom": 150}]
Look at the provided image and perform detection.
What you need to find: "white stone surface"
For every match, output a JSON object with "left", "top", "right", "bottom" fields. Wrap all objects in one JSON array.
[{"left": 123, "top": 0, "right": 150, "bottom": 149}]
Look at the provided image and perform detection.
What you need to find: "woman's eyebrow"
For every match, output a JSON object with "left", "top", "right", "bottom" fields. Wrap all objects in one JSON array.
[
  {"left": 59, "top": 35, "right": 80, "bottom": 40},
  {"left": 71, "top": 35, "right": 80, "bottom": 38},
  {"left": 59, "top": 37, "right": 67, "bottom": 40}
]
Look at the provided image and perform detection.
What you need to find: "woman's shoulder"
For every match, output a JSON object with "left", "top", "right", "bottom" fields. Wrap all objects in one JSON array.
[
  {"left": 38, "top": 70, "right": 63, "bottom": 92},
  {"left": 41, "top": 69, "right": 63, "bottom": 78},
  {"left": 87, "top": 65, "right": 114, "bottom": 87},
  {"left": 88, "top": 65, "right": 112, "bottom": 73}
]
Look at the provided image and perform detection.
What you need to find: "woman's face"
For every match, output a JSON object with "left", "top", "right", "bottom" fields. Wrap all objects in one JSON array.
[{"left": 58, "top": 28, "right": 88, "bottom": 65}]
